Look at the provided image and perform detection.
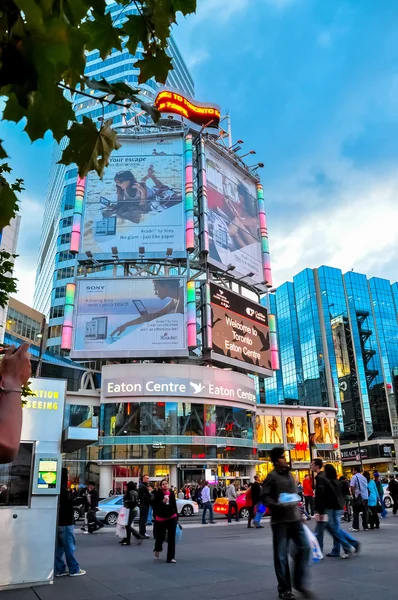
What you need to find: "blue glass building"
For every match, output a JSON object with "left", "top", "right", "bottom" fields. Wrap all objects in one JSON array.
[{"left": 264, "top": 266, "right": 398, "bottom": 471}]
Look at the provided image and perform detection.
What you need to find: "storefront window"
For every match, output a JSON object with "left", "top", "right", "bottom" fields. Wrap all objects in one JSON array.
[{"left": 0, "top": 443, "right": 33, "bottom": 506}]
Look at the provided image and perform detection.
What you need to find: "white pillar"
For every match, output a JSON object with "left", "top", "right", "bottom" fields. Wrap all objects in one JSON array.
[
  {"left": 99, "top": 465, "right": 113, "bottom": 499},
  {"left": 248, "top": 465, "right": 256, "bottom": 481},
  {"left": 169, "top": 464, "right": 178, "bottom": 489}
]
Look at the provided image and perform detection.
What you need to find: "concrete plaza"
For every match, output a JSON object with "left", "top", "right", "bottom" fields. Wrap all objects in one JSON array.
[{"left": 2, "top": 518, "right": 398, "bottom": 600}]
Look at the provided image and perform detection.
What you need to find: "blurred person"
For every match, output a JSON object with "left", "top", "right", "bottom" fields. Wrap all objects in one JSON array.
[
  {"left": 349, "top": 466, "right": 369, "bottom": 532},
  {"left": 153, "top": 479, "right": 178, "bottom": 563},
  {"left": 373, "top": 472, "right": 387, "bottom": 518},
  {"left": 212, "top": 486, "right": 218, "bottom": 501},
  {"left": 387, "top": 474, "right": 398, "bottom": 516},
  {"left": 55, "top": 468, "right": 86, "bottom": 577},
  {"left": 251, "top": 475, "right": 265, "bottom": 529},
  {"left": 302, "top": 475, "right": 314, "bottom": 517},
  {"left": 120, "top": 481, "right": 143, "bottom": 546},
  {"left": 87, "top": 482, "right": 104, "bottom": 533},
  {"left": 0, "top": 343, "right": 31, "bottom": 464},
  {"left": 321, "top": 464, "right": 360, "bottom": 559},
  {"left": 138, "top": 474, "right": 151, "bottom": 538},
  {"left": 201, "top": 481, "right": 215, "bottom": 524},
  {"left": 311, "top": 458, "right": 327, "bottom": 552},
  {"left": 227, "top": 480, "right": 239, "bottom": 523},
  {"left": 363, "top": 471, "right": 380, "bottom": 530},
  {"left": 263, "top": 447, "right": 310, "bottom": 599},
  {"left": 178, "top": 489, "right": 184, "bottom": 500},
  {"left": 340, "top": 476, "right": 351, "bottom": 522}
]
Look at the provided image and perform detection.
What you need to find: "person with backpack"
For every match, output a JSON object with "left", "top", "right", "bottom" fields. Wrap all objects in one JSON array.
[
  {"left": 350, "top": 466, "right": 369, "bottom": 531},
  {"left": 318, "top": 464, "right": 360, "bottom": 559},
  {"left": 339, "top": 476, "right": 351, "bottom": 521},
  {"left": 120, "top": 481, "right": 144, "bottom": 546}
]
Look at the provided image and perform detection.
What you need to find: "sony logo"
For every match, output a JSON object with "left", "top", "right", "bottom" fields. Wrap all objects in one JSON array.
[{"left": 86, "top": 286, "right": 105, "bottom": 290}]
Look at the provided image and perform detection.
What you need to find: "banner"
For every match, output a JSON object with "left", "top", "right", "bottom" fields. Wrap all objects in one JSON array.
[
  {"left": 81, "top": 135, "right": 185, "bottom": 259},
  {"left": 71, "top": 277, "right": 187, "bottom": 359},
  {"left": 209, "top": 283, "right": 272, "bottom": 376},
  {"left": 204, "top": 144, "right": 263, "bottom": 283}
]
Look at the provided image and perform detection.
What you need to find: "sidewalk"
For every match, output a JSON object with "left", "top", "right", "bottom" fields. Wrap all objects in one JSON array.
[{"left": 2, "top": 519, "right": 398, "bottom": 600}]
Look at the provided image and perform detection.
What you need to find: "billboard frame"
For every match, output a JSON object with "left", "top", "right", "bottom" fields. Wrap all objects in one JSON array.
[
  {"left": 70, "top": 275, "right": 189, "bottom": 360},
  {"left": 203, "top": 281, "right": 273, "bottom": 378}
]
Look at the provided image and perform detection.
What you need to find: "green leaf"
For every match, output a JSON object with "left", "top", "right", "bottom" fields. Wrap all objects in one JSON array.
[
  {"left": 3, "top": 94, "right": 27, "bottom": 124},
  {"left": 136, "top": 48, "right": 173, "bottom": 84},
  {"left": 81, "top": 12, "right": 122, "bottom": 59},
  {"left": 23, "top": 88, "right": 74, "bottom": 142},
  {"left": 171, "top": 0, "right": 197, "bottom": 15},
  {"left": 58, "top": 117, "right": 121, "bottom": 178},
  {"left": 62, "top": 0, "right": 91, "bottom": 26},
  {"left": 0, "top": 251, "right": 18, "bottom": 309},
  {"left": 14, "top": 0, "right": 44, "bottom": 31},
  {"left": 0, "top": 143, "right": 8, "bottom": 160},
  {"left": 0, "top": 181, "right": 20, "bottom": 231},
  {"left": 83, "top": 77, "right": 140, "bottom": 100},
  {"left": 123, "top": 14, "right": 149, "bottom": 55}
]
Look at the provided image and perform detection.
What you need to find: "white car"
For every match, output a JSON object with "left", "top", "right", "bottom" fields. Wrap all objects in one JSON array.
[
  {"left": 96, "top": 495, "right": 199, "bottom": 526},
  {"left": 382, "top": 484, "right": 393, "bottom": 509}
]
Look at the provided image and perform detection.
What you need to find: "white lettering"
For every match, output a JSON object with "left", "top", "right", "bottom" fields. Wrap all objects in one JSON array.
[
  {"left": 146, "top": 381, "right": 186, "bottom": 393},
  {"left": 225, "top": 316, "right": 252, "bottom": 334},
  {"left": 232, "top": 331, "right": 253, "bottom": 345}
]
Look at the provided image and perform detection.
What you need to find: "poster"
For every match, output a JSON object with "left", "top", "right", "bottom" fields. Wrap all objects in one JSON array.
[
  {"left": 204, "top": 404, "right": 217, "bottom": 436},
  {"left": 256, "top": 415, "right": 266, "bottom": 443},
  {"left": 71, "top": 277, "right": 187, "bottom": 359},
  {"left": 312, "top": 416, "right": 324, "bottom": 444},
  {"left": 81, "top": 135, "right": 185, "bottom": 259},
  {"left": 264, "top": 415, "right": 282, "bottom": 444},
  {"left": 285, "top": 416, "right": 295, "bottom": 444},
  {"left": 294, "top": 416, "right": 309, "bottom": 444},
  {"left": 204, "top": 143, "right": 263, "bottom": 284},
  {"left": 209, "top": 283, "right": 272, "bottom": 377}
]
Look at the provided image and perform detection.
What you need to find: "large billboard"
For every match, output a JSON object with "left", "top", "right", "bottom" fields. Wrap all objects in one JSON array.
[
  {"left": 204, "top": 144, "right": 263, "bottom": 283},
  {"left": 80, "top": 135, "right": 185, "bottom": 259},
  {"left": 207, "top": 283, "right": 272, "bottom": 376},
  {"left": 70, "top": 277, "right": 188, "bottom": 359}
]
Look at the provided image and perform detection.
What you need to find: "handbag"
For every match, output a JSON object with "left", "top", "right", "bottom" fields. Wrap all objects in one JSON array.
[
  {"left": 302, "top": 524, "right": 323, "bottom": 564},
  {"left": 352, "top": 494, "right": 363, "bottom": 509},
  {"left": 375, "top": 498, "right": 382, "bottom": 514},
  {"left": 175, "top": 522, "right": 183, "bottom": 544},
  {"left": 117, "top": 507, "right": 130, "bottom": 527}
]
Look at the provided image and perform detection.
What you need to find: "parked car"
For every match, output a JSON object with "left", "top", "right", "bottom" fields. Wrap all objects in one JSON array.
[
  {"left": 96, "top": 495, "right": 199, "bottom": 526},
  {"left": 383, "top": 484, "right": 393, "bottom": 508},
  {"left": 72, "top": 495, "right": 87, "bottom": 522}
]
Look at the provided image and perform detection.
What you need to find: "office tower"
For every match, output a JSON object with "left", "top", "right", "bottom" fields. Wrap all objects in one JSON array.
[
  {"left": 34, "top": 1, "right": 194, "bottom": 354},
  {"left": 264, "top": 265, "right": 398, "bottom": 471}
]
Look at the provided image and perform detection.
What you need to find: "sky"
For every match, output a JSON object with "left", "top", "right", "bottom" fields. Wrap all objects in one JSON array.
[{"left": 3, "top": 0, "right": 398, "bottom": 305}]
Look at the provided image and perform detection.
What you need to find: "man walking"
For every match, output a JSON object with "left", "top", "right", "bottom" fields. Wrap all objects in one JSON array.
[
  {"left": 87, "top": 482, "right": 104, "bottom": 532},
  {"left": 350, "top": 466, "right": 369, "bottom": 531},
  {"left": 55, "top": 469, "right": 86, "bottom": 577},
  {"left": 227, "top": 480, "right": 239, "bottom": 523},
  {"left": 263, "top": 448, "right": 310, "bottom": 599},
  {"left": 138, "top": 475, "right": 151, "bottom": 538},
  {"left": 387, "top": 474, "right": 398, "bottom": 516},
  {"left": 251, "top": 475, "right": 264, "bottom": 529},
  {"left": 311, "top": 458, "right": 328, "bottom": 552},
  {"left": 201, "top": 481, "right": 215, "bottom": 524},
  {"left": 302, "top": 474, "right": 314, "bottom": 517}
]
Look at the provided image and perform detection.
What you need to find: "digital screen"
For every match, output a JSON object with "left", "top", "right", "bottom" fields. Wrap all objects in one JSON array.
[
  {"left": 205, "top": 144, "right": 263, "bottom": 284},
  {"left": 71, "top": 277, "right": 187, "bottom": 359},
  {"left": 209, "top": 283, "right": 272, "bottom": 376},
  {"left": 37, "top": 459, "right": 58, "bottom": 489},
  {"left": 81, "top": 135, "right": 185, "bottom": 259}
]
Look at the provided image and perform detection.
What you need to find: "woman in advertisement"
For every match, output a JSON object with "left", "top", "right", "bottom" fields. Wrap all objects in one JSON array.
[
  {"left": 314, "top": 417, "right": 324, "bottom": 443},
  {"left": 267, "top": 416, "right": 282, "bottom": 444},
  {"left": 285, "top": 417, "right": 295, "bottom": 444},
  {"left": 101, "top": 166, "right": 181, "bottom": 225},
  {"left": 110, "top": 279, "right": 184, "bottom": 339}
]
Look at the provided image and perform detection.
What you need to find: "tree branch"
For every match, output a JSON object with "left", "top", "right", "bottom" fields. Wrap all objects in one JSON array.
[{"left": 57, "top": 82, "right": 133, "bottom": 110}]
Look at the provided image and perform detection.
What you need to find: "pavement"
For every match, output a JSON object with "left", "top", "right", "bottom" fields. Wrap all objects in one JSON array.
[{"left": 3, "top": 517, "right": 398, "bottom": 600}]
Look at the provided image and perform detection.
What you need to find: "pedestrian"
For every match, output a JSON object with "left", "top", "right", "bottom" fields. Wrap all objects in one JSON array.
[
  {"left": 153, "top": 479, "right": 178, "bottom": 563},
  {"left": 320, "top": 464, "right": 360, "bottom": 559},
  {"left": 178, "top": 489, "right": 184, "bottom": 499},
  {"left": 387, "top": 474, "right": 398, "bottom": 515},
  {"left": 87, "top": 482, "right": 104, "bottom": 532},
  {"left": 138, "top": 474, "right": 151, "bottom": 539},
  {"left": 201, "top": 480, "right": 215, "bottom": 524},
  {"left": 55, "top": 468, "right": 86, "bottom": 577},
  {"left": 226, "top": 480, "right": 239, "bottom": 523},
  {"left": 373, "top": 472, "right": 387, "bottom": 518},
  {"left": 263, "top": 447, "right": 310, "bottom": 600},
  {"left": 302, "top": 475, "right": 314, "bottom": 517},
  {"left": 349, "top": 466, "right": 369, "bottom": 532},
  {"left": 339, "top": 476, "right": 351, "bottom": 521},
  {"left": 120, "top": 481, "right": 143, "bottom": 546},
  {"left": 311, "top": 458, "right": 328, "bottom": 553},
  {"left": 251, "top": 475, "right": 264, "bottom": 529},
  {"left": 212, "top": 486, "right": 218, "bottom": 501},
  {"left": 363, "top": 471, "right": 380, "bottom": 530},
  {"left": 147, "top": 484, "right": 154, "bottom": 525}
]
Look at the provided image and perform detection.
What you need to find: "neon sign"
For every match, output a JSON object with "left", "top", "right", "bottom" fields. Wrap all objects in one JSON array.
[{"left": 155, "top": 90, "right": 220, "bottom": 129}]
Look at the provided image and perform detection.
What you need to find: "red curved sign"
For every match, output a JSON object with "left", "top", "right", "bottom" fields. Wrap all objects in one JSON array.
[{"left": 155, "top": 90, "right": 220, "bottom": 129}]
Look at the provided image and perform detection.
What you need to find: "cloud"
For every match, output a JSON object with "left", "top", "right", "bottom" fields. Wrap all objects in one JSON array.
[
  {"left": 12, "top": 196, "right": 44, "bottom": 307},
  {"left": 185, "top": 49, "right": 210, "bottom": 69}
]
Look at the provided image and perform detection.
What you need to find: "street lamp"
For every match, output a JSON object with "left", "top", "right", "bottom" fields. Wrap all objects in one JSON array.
[
  {"left": 307, "top": 409, "right": 322, "bottom": 483},
  {"left": 35, "top": 317, "right": 46, "bottom": 378}
]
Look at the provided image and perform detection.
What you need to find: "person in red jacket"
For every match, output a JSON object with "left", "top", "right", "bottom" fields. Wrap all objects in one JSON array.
[{"left": 302, "top": 474, "right": 314, "bottom": 517}]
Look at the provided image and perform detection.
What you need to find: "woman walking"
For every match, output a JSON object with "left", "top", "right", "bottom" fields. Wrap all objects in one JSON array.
[
  {"left": 364, "top": 471, "right": 380, "bottom": 530},
  {"left": 153, "top": 479, "right": 178, "bottom": 563},
  {"left": 120, "top": 482, "right": 143, "bottom": 546}
]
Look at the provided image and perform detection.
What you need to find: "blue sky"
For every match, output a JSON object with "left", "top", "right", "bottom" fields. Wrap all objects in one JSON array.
[{"left": 4, "top": 0, "right": 398, "bottom": 304}]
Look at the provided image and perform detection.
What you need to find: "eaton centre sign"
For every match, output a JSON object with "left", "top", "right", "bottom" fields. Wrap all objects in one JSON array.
[{"left": 101, "top": 364, "right": 256, "bottom": 407}]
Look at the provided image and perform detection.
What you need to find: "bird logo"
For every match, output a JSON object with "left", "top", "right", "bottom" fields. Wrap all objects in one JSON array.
[{"left": 190, "top": 382, "right": 206, "bottom": 395}]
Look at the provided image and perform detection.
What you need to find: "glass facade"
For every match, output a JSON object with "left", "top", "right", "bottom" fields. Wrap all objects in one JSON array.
[{"left": 267, "top": 266, "right": 398, "bottom": 443}]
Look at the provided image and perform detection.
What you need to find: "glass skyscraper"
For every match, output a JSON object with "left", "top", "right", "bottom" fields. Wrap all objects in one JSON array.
[
  {"left": 264, "top": 266, "right": 398, "bottom": 468},
  {"left": 33, "top": 2, "right": 194, "bottom": 354}
]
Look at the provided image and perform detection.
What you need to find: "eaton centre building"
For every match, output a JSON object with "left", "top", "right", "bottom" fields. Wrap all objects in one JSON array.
[{"left": 264, "top": 265, "right": 398, "bottom": 474}]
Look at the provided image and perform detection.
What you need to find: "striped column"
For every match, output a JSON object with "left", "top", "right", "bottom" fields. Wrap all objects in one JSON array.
[
  {"left": 70, "top": 176, "right": 86, "bottom": 254},
  {"left": 61, "top": 283, "right": 76, "bottom": 350},
  {"left": 185, "top": 134, "right": 195, "bottom": 252},
  {"left": 257, "top": 183, "right": 272, "bottom": 287}
]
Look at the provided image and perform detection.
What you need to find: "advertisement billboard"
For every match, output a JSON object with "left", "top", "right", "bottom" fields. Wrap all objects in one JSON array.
[
  {"left": 208, "top": 283, "right": 272, "bottom": 376},
  {"left": 204, "top": 144, "right": 263, "bottom": 283},
  {"left": 80, "top": 135, "right": 185, "bottom": 259},
  {"left": 70, "top": 277, "right": 187, "bottom": 359}
]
